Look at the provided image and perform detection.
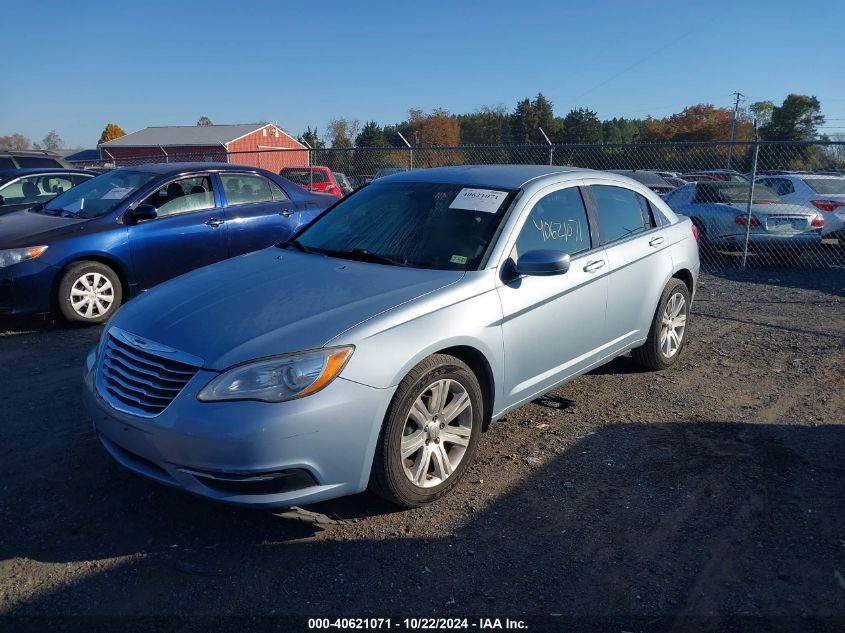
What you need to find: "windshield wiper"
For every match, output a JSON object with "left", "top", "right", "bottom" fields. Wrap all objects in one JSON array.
[
  {"left": 277, "top": 239, "right": 319, "bottom": 254},
  {"left": 347, "top": 249, "right": 408, "bottom": 266}
]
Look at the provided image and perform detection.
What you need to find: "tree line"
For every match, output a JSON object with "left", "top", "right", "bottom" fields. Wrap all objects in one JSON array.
[{"left": 298, "top": 93, "right": 829, "bottom": 149}]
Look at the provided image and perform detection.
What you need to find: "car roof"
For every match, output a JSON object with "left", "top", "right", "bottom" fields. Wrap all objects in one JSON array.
[
  {"left": 0, "top": 168, "right": 96, "bottom": 177},
  {"left": 113, "top": 162, "right": 271, "bottom": 175},
  {"left": 379, "top": 165, "right": 587, "bottom": 188}
]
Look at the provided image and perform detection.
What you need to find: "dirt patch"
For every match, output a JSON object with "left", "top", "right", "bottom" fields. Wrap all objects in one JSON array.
[{"left": 1, "top": 269, "right": 844, "bottom": 627}]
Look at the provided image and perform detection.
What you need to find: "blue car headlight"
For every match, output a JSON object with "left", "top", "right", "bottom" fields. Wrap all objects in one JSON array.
[
  {"left": 197, "top": 346, "right": 354, "bottom": 403},
  {"left": 0, "top": 246, "right": 48, "bottom": 269}
]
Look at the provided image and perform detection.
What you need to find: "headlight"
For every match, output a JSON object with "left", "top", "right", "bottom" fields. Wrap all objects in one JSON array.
[
  {"left": 0, "top": 246, "right": 48, "bottom": 269},
  {"left": 197, "top": 346, "right": 354, "bottom": 403}
]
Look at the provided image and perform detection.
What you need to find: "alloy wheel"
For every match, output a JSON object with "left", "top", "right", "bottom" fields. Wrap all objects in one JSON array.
[
  {"left": 659, "top": 292, "right": 687, "bottom": 358},
  {"left": 401, "top": 378, "right": 473, "bottom": 488}
]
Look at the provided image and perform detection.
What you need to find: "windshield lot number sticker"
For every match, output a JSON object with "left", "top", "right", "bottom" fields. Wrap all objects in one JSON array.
[
  {"left": 102, "top": 186, "right": 134, "bottom": 200},
  {"left": 450, "top": 188, "right": 508, "bottom": 213},
  {"left": 450, "top": 255, "right": 468, "bottom": 264}
]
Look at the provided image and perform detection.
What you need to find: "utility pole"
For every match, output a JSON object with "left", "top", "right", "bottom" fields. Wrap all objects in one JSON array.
[{"left": 726, "top": 91, "right": 744, "bottom": 170}]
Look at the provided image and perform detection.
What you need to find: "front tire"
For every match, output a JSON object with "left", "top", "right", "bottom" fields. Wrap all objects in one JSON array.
[
  {"left": 57, "top": 261, "right": 122, "bottom": 324},
  {"left": 370, "top": 354, "right": 483, "bottom": 508},
  {"left": 631, "top": 278, "right": 690, "bottom": 371}
]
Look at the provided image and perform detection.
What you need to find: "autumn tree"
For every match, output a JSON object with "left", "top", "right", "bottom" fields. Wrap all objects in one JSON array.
[
  {"left": 0, "top": 133, "right": 31, "bottom": 149},
  {"left": 98, "top": 123, "right": 126, "bottom": 145},
  {"left": 407, "top": 108, "right": 460, "bottom": 146},
  {"left": 197, "top": 116, "right": 213, "bottom": 126},
  {"left": 748, "top": 101, "right": 774, "bottom": 128}
]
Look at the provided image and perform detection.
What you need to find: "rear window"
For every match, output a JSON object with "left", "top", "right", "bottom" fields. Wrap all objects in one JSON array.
[
  {"left": 804, "top": 178, "right": 845, "bottom": 195},
  {"left": 694, "top": 183, "right": 782, "bottom": 204},
  {"left": 280, "top": 169, "right": 329, "bottom": 184},
  {"left": 15, "top": 156, "right": 63, "bottom": 168}
]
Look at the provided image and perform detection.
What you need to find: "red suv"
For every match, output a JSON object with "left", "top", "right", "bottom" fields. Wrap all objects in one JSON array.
[{"left": 279, "top": 166, "right": 343, "bottom": 198}]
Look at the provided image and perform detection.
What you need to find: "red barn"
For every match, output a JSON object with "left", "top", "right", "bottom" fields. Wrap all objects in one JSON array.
[{"left": 99, "top": 123, "right": 308, "bottom": 172}]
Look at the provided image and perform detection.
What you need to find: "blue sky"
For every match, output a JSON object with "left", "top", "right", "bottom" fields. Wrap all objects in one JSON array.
[{"left": 3, "top": 0, "right": 844, "bottom": 147}]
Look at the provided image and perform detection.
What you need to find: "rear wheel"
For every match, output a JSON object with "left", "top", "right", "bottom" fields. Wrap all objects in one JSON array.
[
  {"left": 56, "top": 261, "right": 122, "bottom": 324},
  {"left": 370, "top": 354, "right": 483, "bottom": 507},
  {"left": 632, "top": 278, "right": 690, "bottom": 370}
]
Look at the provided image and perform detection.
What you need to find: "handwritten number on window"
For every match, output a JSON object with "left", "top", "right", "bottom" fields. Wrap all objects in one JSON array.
[{"left": 532, "top": 216, "right": 582, "bottom": 243}]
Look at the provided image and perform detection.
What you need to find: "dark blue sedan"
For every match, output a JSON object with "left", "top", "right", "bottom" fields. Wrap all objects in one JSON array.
[{"left": 0, "top": 163, "right": 334, "bottom": 323}]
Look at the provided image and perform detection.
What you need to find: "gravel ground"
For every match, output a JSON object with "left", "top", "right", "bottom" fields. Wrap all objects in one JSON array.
[{"left": 1, "top": 269, "right": 843, "bottom": 630}]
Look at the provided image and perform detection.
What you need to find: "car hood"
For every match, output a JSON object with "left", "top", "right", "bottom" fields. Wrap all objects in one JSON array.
[
  {"left": 0, "top": 209, "right": 88, "bottom": 248},
  {"left": 110, "top": 248, "right": 464, "bottom": 369}
]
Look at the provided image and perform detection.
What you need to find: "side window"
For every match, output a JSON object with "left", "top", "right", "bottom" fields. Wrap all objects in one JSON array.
[
  {"left": 636, "top": 194, "right": 657, "bottom": 229},
  {"left": 512, "top": 187, "right": 591, "bottom": 259},
  {"left": 268, "top": 179, "right": 290, "bottom": 202},
  {"left": 71, "top": 174, "right": 93, "bottom": 186},
  {"left": 0, "top": 175, "right": 63, "bottom": 204},
  {"left": 143, "top": 176, "right": 214, "bottom": 217},
  {"left": 591, "top": 185, "right": 646, "bottom": 244},
  {"left": 221, "top": 173, "right": 274, "bottom": 205},
  {"left": 0, "top": 158, "right": 15, "bottom": 169},
  {"left": 773, "top": 179, "right": 794, "bottom": 195}
]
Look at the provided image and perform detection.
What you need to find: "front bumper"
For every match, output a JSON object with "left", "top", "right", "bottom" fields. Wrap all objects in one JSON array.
[
  {"left": 83, "top": 348, "right": 395, "bottom": 508},
  {"left": 0, "top": 259, "right": 57, "bottom": 315}
]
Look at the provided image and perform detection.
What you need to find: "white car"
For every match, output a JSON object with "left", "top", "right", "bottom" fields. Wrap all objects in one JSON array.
[{"left": 755, "top": 175, "right": 845, "bottom": 238}]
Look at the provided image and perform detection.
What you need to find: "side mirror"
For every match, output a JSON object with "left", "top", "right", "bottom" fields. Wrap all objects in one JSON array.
[
  {"left": 128, "top": 203, "right": 157, "bottom": 224},
  {"left": 0, "top": 195, "right": 5, "bottom": 206},
  {"left": 515, "top": 250, "right": 571, "bottom": 276}
]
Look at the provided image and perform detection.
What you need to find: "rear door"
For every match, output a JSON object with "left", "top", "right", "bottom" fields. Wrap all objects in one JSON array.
[
  {"left": 218, "top": 172, "right": 299, "bottom": 256},
  {"left": 127, "top": 174, "right": 227, "bottom": 290},
  {"left": 496, "top": 182, "right": 609, "bottom": 407},
  {"left": 585, "top": 182, "right": 674, "bottom": 357}
]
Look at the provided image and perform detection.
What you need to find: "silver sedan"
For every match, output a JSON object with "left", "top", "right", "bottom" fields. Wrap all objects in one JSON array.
[{"left": 83, "top": 166, "right": 700, "bottom": 508}]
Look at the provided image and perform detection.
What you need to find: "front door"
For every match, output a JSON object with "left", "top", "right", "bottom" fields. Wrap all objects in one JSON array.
[
  {"left": 496, "top": 183, "right": 609, "bottom": 408},
  {"left": 128, "top": 174, "right": 227, "bottom": 290}
]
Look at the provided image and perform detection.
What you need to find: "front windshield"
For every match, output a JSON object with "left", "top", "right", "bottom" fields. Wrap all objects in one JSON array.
[
  {"left": 44, "top": 170, "right": 157, "bottom": 218},
  {"left": 292, "top": 182, "right": 517, "bottom": 270}
]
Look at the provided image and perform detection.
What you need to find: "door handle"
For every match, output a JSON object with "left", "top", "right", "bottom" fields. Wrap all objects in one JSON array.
[
  {"left": 583, "top": 259, "right": 606, "bottom": 273},
  {"left": 649, "top": 236, "right": 665, "bottom": 247},
  {"left": 278, "top": 208, "right": 293, "bottom": 218},
  {"left": 205, "top": 218, "right": 224, "bottom": 228}
]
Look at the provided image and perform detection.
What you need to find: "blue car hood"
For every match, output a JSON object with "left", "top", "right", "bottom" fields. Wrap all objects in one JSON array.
[
  {"left": 111, "top": 247, "right": 464, "bottom": 369},
  {"left": 0, "top": 209, "right": 88, "bottom": 248}
]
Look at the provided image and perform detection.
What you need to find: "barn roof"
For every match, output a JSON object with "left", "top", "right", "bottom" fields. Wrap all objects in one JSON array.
[{"left": 99, "top": 123, "right": 304, "bottom": 148}]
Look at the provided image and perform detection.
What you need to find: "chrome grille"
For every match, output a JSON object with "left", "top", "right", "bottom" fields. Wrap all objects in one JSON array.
[{"left": 96, "top": 327, "right": 202, "bottom": 417}]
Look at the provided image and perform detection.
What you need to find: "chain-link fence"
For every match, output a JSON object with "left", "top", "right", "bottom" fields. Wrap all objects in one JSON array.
[{"left": 85, "top": 141, "right": 845, "bottom": 270}]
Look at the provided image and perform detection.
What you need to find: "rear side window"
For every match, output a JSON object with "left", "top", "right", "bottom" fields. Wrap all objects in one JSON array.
[
  {"left": 221, "top": 173, "right": 274, "bottom": 205},
  {"left": 591, "top": 185, "right": 646, "bottom": 244},
  {"left": 269, "top": 179, "right": 290, "bottom": 202},
  {"left": 15, "top": 156, "right": 63, "bottom": 168},
  {"left": 513, "top": 187, "right": 591, "bottom": 258},
  {"left": 0, "top": 157, "right": 15, "bottom": 169}
]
